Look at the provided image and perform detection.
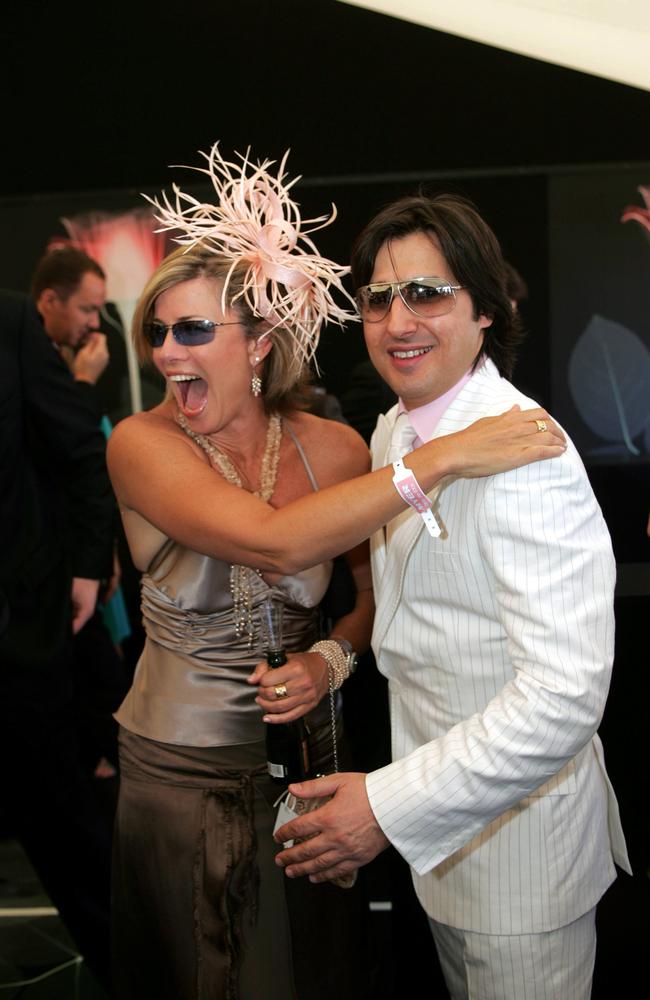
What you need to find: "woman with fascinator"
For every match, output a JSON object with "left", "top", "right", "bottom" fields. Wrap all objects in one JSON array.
[{"left": 107, "top": 145, "right": 564, "bottom": 1000}]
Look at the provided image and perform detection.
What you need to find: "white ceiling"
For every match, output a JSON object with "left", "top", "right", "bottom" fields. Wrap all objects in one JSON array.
[{"left": 337, "top": 1, "right": 650, "bottom": 91}]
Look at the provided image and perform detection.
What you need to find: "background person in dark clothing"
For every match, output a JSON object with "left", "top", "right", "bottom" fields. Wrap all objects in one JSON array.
[
  {"left": 31, "top": 247, "right": 130, "bottom": 779},
  {"left": 0, "top": 290, "right": 116, "bottom": 990}
]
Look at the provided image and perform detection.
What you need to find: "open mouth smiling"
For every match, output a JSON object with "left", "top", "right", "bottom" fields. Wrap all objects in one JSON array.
[{"left": 168, "top": 374, "right": 208, "bottom": 415}]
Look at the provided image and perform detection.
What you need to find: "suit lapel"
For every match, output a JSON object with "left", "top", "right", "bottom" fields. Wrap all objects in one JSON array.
[
  {"left": 372, "top": 362, "right": 502, "bottom": 651},
  {"left": 369, "top": 408, "right": 394, "bottom": 588}
]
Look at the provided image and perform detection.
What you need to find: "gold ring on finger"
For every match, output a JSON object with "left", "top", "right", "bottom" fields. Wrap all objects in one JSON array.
[
  {"left": 535, "top": 419, "right": 547, "bottom": 433},
  {"left": 275, "top": 684, "right": 288, "bottom": 699}
]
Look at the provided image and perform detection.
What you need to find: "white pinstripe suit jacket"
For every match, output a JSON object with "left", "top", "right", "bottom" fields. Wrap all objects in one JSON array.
[{"left": 365, "top": 360, "right": 630, "bottom": 935}]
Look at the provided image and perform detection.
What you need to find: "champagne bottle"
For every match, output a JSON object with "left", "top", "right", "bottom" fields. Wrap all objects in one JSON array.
[{"left": 259, "top": 597, "right": 310, "bottom": 784}]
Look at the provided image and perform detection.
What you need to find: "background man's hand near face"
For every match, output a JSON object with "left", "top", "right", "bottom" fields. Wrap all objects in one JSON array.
[{"left": 73, "top": 332, "right": 109, "bottom": 385}]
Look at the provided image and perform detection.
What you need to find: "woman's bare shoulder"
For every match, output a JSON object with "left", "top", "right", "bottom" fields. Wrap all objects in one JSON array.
[
  {"left": 286, "top": 410, "right": 370, "bottom": 484},
  {"left": 107, "top": 405, "right": 206, "bottom": 487},
  {"left": 109, "top": 404, "right": 194, "bottom": 448}
]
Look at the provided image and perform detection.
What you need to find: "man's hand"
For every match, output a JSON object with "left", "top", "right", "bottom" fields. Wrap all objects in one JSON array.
[
  {"left": 71, "top": 577, "right": 100, "bottom": 633},
  {"left": 274, "top": 772, "right": 390, "bottom": 883},
  {"left": 73, "top": 332, "right": 109, "bottom": 384}
]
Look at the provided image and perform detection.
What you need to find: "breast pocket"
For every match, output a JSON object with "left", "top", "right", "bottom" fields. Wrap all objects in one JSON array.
[
  {"left": 423, "top": 546, "right": 463, "bottom": 577},
  {"left": 409, "top": 544, "right": 467, "bottom": 611}
]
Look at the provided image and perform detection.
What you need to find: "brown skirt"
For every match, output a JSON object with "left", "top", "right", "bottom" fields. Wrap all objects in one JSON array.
[
  {"left": 113, "top": 725, "right": 369, "bottom": 1000},
  {"left": 112, "top": 730, "right": 297, "bottom": 1000}
]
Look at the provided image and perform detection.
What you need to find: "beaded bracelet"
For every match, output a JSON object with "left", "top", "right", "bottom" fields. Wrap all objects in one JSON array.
[{"left": 308, "top": 639, "right": 350, "bottom": 690}]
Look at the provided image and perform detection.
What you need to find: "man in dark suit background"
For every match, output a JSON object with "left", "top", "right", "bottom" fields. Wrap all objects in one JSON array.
[
  {"left": 31, "top": 246, "right": 109, "bottom": 396},
  {"left": 31, "top": 247, "right": 130, "bottom": 779},
  {"left": 0, "top": 290, "right": 115, "bottom": 990}
]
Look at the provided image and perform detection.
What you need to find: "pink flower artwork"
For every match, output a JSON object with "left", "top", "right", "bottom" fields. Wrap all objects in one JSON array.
[{"left": 620, "top": 185, "right": 650, "bottom": 235}]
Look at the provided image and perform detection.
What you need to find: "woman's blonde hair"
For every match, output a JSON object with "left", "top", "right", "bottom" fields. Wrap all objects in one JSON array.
[{"left": 133, "top": 245, "right": 311, "bottom": 413}]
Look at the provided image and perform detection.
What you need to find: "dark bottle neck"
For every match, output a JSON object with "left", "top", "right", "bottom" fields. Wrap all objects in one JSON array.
[{"left": 265, "top": 647, "right": 287, "bottom": 668}]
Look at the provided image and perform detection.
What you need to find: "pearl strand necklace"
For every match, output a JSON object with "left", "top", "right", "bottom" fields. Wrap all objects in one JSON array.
[{"left": 177, "top": 411, "right": 283, "bottom": 646}]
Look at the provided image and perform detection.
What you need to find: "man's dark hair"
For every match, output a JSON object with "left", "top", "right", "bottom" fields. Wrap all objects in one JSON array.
[
  {"left": 30, "top": 247, "right": 105, "bottom": 302},
  {"left": 350, "top": 193, "right": 524, "bottom": 379}
]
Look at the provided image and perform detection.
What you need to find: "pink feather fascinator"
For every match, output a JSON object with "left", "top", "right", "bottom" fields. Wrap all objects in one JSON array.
[{"left": 143, "top": 143, "right": 358, "bottom": 368}]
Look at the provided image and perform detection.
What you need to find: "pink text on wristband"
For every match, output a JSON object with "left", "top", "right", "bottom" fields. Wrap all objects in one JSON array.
[{"left": 391, "top": 459, "right": 441, "bottom": 537}]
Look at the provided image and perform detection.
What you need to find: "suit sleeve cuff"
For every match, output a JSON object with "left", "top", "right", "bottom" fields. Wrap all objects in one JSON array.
[{"left": 365, "top": 762, "right": 435, "bottom": 874}]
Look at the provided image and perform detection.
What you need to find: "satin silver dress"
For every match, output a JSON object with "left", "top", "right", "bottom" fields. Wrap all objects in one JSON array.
[{"left": 111, "top": 430, "right": 363, "bottom": 1000}]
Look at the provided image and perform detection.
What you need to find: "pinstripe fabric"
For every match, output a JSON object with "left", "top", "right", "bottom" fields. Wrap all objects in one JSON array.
[
  {"left": 429, "top": 907, "right": 597, "bottom": 1000},
  {"left": 366, "top": 360, "right": 629, "bottom": 936}
]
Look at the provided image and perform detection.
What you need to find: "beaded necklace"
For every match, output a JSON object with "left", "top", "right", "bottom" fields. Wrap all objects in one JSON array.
[{"left": 177, "top": 411, "right": 283, "bottom": 646}]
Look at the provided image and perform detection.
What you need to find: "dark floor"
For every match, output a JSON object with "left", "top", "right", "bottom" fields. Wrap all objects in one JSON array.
[{"left": 0, "top": 838, "right": 108, "bottom": 1000}]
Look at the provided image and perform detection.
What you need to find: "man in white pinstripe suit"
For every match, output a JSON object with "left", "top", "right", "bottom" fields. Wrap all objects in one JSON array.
[{"left": 276, "top": 194, "right": 630, "bottom": 999}]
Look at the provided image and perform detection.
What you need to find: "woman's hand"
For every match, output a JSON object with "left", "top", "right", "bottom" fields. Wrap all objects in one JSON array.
[
  {"left": 247, "top": 651, "right": 330, "bottom": 723},
  {"left": 440, "top": 405, "right": 566, "bottom": 479}
]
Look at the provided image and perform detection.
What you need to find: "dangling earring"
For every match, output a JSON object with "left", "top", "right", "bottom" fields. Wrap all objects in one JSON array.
[{"left": 251, "top": 356, "right": 262, "bottom": 397}]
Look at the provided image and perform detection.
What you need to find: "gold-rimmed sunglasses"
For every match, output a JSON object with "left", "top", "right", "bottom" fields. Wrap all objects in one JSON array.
[{"left": 355, "top": 277, "right": 464, "bottom": 323}]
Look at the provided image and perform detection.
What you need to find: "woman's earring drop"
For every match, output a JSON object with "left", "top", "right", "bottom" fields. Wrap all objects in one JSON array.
[{"left": 251, "top": 356, "right": 262, "bottom": 397}]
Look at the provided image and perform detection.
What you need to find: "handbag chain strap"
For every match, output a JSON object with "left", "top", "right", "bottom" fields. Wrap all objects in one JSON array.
[{"left": 327, "top": 666, "right": 339, "bottom": 774}]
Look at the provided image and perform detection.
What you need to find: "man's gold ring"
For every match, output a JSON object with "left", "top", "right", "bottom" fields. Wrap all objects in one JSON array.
[
  {"left": 275, "top": 684, "right": 288, "bottom": 699},
  {"left": 535, "top": 419, "right": 547, "bottom": 433}
]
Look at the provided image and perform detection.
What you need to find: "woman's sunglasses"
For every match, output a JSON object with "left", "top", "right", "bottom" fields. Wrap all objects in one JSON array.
[
  {"left": 355, "top": 277, "right": 464, "bottom": 323},
  {"left": 143, "top": 318, "right": 241, "bottom": 348}
]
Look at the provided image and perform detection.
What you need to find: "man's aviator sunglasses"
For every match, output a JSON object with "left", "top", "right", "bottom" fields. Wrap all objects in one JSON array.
[
  {"left": 143, "top": 318, "right": 241, "bottom": 348},
  {"left": 355, "top": 277, "right": 464, "bottom": 322}
]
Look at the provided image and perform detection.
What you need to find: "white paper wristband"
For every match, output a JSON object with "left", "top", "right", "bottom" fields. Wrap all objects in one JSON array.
[{"left": 392, "top": 458, "right": 441, "bottom": 537}]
